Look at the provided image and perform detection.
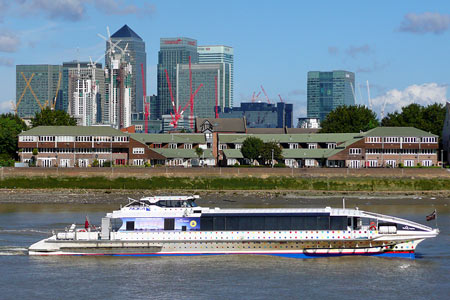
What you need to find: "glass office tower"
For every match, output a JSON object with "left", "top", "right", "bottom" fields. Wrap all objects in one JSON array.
[
  {"left": 198, "top": 45, "right": 234, "bottom": 108},
  {"left": 107, "top": 25, "right": 146, "bottom": 114},
  {"left": 16, "top": 65, "right": 63, "bottom": 118},
  {"left": 157, "top": 37, "right": 198, "bottom": 119},
  {"left": 307, "top": 70, "right": 355, "bottom": 121}
]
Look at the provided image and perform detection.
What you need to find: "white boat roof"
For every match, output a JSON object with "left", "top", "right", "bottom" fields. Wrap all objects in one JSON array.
[{"left": 136, "top": 195, "right": 200, "bottom": 204}]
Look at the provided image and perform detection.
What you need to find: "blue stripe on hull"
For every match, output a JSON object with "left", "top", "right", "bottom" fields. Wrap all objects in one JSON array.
[{"left": 91, "top": 252, "right": 414, "bottom": 259}]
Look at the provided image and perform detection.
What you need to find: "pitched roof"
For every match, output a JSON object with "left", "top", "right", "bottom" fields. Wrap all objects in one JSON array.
[
  {"left": 222, "top": 148, "right": 342, "bottom": 159},
  {"left": 130, "top": 133, "right": 206, "bottom": 144},
  {"left": 218, "top": 133, "right": 360, "bottom": 144},
  {"left": 196, "top": 118, "right": 246, "bottom": 133},
  {"left": 151, "top": 148, "right": 213, "bottom": 158},
  {"left": 364, "top": 127, "right": 437, "bottom": 137},
  {"left": 19, "top": 126, "right": 128, "bottom": 136},
  {"left": 111, "top": 25, "right": 142, "bottom": 40}
]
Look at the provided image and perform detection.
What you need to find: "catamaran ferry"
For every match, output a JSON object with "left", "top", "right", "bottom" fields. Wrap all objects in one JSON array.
[{"left": 29, "top": 196, "right": 438, "bottom": 259}]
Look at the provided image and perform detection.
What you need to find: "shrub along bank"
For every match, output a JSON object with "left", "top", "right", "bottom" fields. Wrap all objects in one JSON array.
[{"left": 1, "top": 176, "right": 450, "bottom": 192}]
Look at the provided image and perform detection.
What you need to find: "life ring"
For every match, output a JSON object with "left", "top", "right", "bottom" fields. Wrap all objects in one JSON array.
[
  {"left": 79, "top": 229, "right": 86, "bottom": 232},
  {"left": 190, "top": 220, "right": 197, "bottom": 227},
  {"left": 369, "top": 222, "right": 377, "bottom": 231}
]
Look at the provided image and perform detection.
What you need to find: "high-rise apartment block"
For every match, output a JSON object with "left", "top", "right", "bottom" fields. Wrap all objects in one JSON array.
[
  {"left": 107, "top": 25, "right": 146, "bottom": 114},
  {"left": 63, "top": 61, "right": 104, "bottom": 126},
  {"left": 157, "top": 37, "right": 198, "bottom": 119},
  {"left": 307, "top": 70, "right": 355, "bottom": 121},
  {"left": 198, "top": 45, "right": 234, "bottom": 108},
  {"left": 16, "top": 65, "right": 63, "bottom": 118}
]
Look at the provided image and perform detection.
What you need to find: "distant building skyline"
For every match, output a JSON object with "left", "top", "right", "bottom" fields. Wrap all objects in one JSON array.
[{"left": 307, "top": 70, "right": 355, "bottom": 121}]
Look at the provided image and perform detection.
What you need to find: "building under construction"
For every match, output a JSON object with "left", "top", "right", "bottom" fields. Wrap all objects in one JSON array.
[{"left": 15, "top": 65, "right": 63, "bottom": 119}]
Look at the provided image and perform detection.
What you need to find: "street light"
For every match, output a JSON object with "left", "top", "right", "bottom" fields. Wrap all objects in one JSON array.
[{"left": 271, "top": 149, "right": 274, "bottom": 168}]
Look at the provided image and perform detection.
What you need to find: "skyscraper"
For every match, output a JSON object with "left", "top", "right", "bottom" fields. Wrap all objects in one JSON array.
[
  {"left": 198, "top": 45, "right": 234, "bottom": 108},
  {"left": 176, "top": 63, "right": 227, "bottom": 120},
  {"left": 157, "top": 37, "right": 198, "bottom": 119},
  {"left": 16, "top": 65, "right": 63, "bottom": 119},
  {"left": 307, "top": 70, "right": 355, "bottom": 121},
  {"left": 107, "top": 25, "right": 146, "bottom": 115}
]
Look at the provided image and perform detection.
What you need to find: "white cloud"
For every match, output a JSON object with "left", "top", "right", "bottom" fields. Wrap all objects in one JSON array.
[
  {"left": 371, "top": 83, "right": 448, "bottom": 117},
  {"left": 345, "top": 44, "right": 373, "bottom": 59},
  {"left": 0, "top": 31, "right": 20, "bottom": 53},
  {"left": 0, "top": 99, "right": 13, "bottom": 113},
  {"left": 0, "top": 57, "right": 14, "bottom": 67},
  {"left": 398, "top": 12, "right": 450, "bottom": 34}
]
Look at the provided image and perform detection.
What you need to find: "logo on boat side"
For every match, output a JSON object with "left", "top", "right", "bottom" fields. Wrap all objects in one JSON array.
[{"left": 402, "top": 225, "right": 416, "bottom": 231}]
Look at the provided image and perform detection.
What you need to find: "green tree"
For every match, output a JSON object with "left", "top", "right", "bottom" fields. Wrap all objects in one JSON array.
[
  {"left": 0, "top": 113, "right": 28, "bottom": 160},
  {"left": 31, "top": 107, "right": 77, "bottom": 127},
  {"left": 195, "top": 147, "right": 204, "bottom": 158},
  {"left": 260, "top": 142, "right": 283, "bottom": 165},
  {"left": 241, "top": 137, "right": 264, "bottom": 163},
  {"left": 320, "top": 105, "right": 379, "bottom": 133},
  {"left": 381, "top": 103, "right": 446, "bottom": 139}
]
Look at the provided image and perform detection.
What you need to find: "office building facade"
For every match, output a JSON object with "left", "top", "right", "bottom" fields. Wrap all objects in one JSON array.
[
  {"left": 107, "top": 25, "right": 146, "bottom": 115},
  {"left": 16, "top": 65, "right": 63, "bottom": 118},
  {"left": 307, "top": 70, "right": 355, "bottom": 121},
  {"left": 219, "top": 102, "right": 293, "bottom": 128},
  {"left": 198, "top": 45, "right": 234, "bottom": 108},
  {"left": 176, "top": 63, "right": 227, "bottom": 120},
  {"left": 157, "top": 37, "right": 198, "bottom": 119}
]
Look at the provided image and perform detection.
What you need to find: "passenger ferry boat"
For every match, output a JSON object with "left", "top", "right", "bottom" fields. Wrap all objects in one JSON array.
[{"left": 29, "top": 196, "right": 438, "bottom": 259}]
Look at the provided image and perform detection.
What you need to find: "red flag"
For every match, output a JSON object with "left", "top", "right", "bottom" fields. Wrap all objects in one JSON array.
[
  {"left": 426, "top": 210, "right": 436, "bottom": 221},
  {"left": 85, "top": 216, "right": 89, "bottom": 229}
]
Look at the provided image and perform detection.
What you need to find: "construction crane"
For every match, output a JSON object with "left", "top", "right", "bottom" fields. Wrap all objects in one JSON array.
[
  {"left": 215, "top": 76, "right": 219, "bottom": 118},
  {"left": 350, "top": 82, "right": 356, "bottom": 104},
  {"left": 261, "top": 85, "right": 270, "bottom": 104},
  {"left": 278, "top": 94, "right": 284, "bottom": 103},
  {"left": 141, "top": 63, "right": 150, "bottom": 133},
  {"left": 366, "top": 80, "right": 372, "bottom": 111},
  {"left": 251, "top": 92, "right": 255, "bottom": 103}
]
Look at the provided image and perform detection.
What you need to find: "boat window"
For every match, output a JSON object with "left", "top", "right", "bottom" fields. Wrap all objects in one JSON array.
[
  {"left": 201, "top": 217, "right": 213, "bottom": 230},
  {"left": 213, "top": 217, "right": 225, "bottom": 230},
  {"left": 188, "top": 200, "right": 198, "bottom": 207},
  {"left": 126, "top": 221, "right": 135, "bottom": 231},
  {"left": 317, "top": 216, "right": 329, "bottom": 230},
  {"left": 330, "top": 216, "right": 347, "bottom": 230},
  {"left": 111, "top": 218, "right": 123, "bottom": 232},
  {"left": 164, "top": 218, "right": 175, "bottom": 230}
]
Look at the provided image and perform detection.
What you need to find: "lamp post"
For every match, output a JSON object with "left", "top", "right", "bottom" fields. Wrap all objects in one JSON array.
[{"left": 271, "top": 149, "right": 274, "bottom": 168}]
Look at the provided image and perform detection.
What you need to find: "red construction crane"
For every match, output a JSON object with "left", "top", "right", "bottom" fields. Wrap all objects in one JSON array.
[
  {"left": 261, "top": 85, "right": 270, "bottom": 104},
  {"left": 215, "top": 76, "right": 218, "bottom": 118},
  {"left": 278, "top": 94, "right": 284, "bottom": 103},
  {"left": 141, "top": 64, "right": 149, "bottom": 133},
  {"left": 251, "top": 91, "right": 255, "bottom": 103}
]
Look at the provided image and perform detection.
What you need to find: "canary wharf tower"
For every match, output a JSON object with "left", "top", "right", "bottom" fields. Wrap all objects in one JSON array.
[{"left": 107, "top": 25, "right": 147, "bottom": 114}]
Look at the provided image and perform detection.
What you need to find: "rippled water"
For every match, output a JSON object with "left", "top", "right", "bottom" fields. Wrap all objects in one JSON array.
[{"left": 0, "top": 198, "right": 449, "bottom": 299}]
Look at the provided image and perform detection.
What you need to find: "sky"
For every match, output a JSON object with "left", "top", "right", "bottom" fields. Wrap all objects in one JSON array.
[{"left": 0, "top": 0, "right": 449, "bottom": 121}]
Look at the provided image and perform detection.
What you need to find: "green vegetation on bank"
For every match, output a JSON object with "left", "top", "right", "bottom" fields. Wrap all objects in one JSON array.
[{"left": 1, "top": 176, "right": 450, "bottom": 192}]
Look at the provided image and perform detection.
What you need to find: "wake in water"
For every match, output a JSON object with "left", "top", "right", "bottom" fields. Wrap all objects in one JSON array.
[
  {"left": 0, "top": 246, "right": 28, "bottom": 256},
  {"left": 0, "top": 229, "right": 50, "bottom": 235}
]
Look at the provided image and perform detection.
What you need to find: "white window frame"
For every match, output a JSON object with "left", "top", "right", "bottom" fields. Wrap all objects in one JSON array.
[
  {"left": 308, "top": 143, "right": 317, "bottom": 149},
  {"left": 305, "top": 159, "right": 316, "bottom": 167},
  {"left": 421, "top": 160, "right": 432, "bottom": 167},
  {"left": 404, "top": 160, "right": 414, "bottom": 167},
  {"left": 133, "top": 159, "right": 144, "bottom": 166},
  {"left": 169, "top": 143, "right": 177, "bottom": 149},
  {"left": 289, "top": 143, "right": 299, "bottom": 149},
  {"left": 367, "top": 160, "right": 378, "bottom": 168},
  {"left": 133, "top": 147, "right": 145, "bottom": 154},
  {"left": 349, "top": 148, "right": 362, "bottom": 155},
  {"left": 184, "top": 144, "right": 193, "bottom": 149}
]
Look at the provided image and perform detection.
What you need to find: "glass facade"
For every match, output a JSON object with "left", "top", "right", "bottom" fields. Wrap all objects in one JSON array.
[
  {"left": 157, "top": 37, "right": 198, "bottom": 119},
  {"left": 219, "top": 102, "right": 293, "bottom": 128},
  {"left": 176, "top": 63, "right": 225, "bottom": 118},
  {"left": 307, "top": 70, "right": 355, "bottom": 121},
  {"left": 198, "top": 45, "right": 234, "bottom": 108},
  {"left": 16, "top": 65, "right": 63, "bottom": 118},
  {"left": 107, "top": 25, "right": 146, "bottom": 115}
]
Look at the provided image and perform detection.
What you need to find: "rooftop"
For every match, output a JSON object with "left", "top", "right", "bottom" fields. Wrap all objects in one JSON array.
[
  {"left": 111, "top": 24, "right": 142, "bottom": 40},
  {"left": 19, "top": 126, "right": 128, "bottom": 136},
  {"left": 364, "top": 127, "right": 437, "bottom": 137}
]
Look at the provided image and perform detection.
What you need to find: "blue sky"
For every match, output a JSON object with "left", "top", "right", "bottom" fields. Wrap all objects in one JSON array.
[{"left": 0, "top": 0, "right": 449, "bottom": 120}]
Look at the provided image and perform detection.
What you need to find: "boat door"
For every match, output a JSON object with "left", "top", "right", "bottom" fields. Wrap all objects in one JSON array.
[{"left": 164, "top": 218, "right": 175, "bottom": 230}]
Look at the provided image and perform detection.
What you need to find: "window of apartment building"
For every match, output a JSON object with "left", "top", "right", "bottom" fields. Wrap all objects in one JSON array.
[
  {"left": 367, "top": 160, "right": 378, "bottom": 168},
  {"left": 39, "top": 136, "right": 55, "bottom": 142},
  {"left": 284, "top": 159, "right": 296, "bottom": 167},
  {"left": 153, "top": 143, "right": 162, "bottom": 148},
  {"left": 308, "top": 143, "right": 317, "bottom": 149},
  {"left": 422, "top": 137, "right": 436, "bottom": 143},
  {"left": 75, "top": 136, "right": 92, "bottom": 142},
  {"left": 349, "top": 160, "right": 361, "bottom": 168},
  {"left": 366, "top": 149, "right": 381, "bottom": 155},
  {"left": 289, "top": 143, "right": 299, "bottom": 149},
  {"left": 385, "top": 160, "right": 396, "bottom": 167},
  {"left": 384, "top": 137, "right": 400, "bottom": 143},
  {"left": 305, "top": 159, "right": 316, "bottom": 167},
  {"left": 133, "top": 159, "right": 144, "bottom": 166},
  {"left": 20, "top": 136, "right": 37, "bottom": 142},
  {"left": 422, "top": 160, "right": 432, "bottom": 167},
  {"left": 133, "top": 148, "right": 145, "bottom": 154},
  {"left": 115, "top": 159, "right": 126, "bottom": 165},
  {"left": 56, "top": 136, "right": 74, "bottom": 142},
  {"left": 235, "top": 144, "right": 242, "bottom": 150},
  {"left": 404, "top": 160, "right": 414, "bottom": 167},
  {"left": 219, "top": 144, "right": 227, "bottom": 150},
  {"left": 93, "top": 136, "right": 111, "bottom": 142},
  {"left": 349, "top": 148, "right": 362, "bottom": 155},
  {"left": 59, "top": 159, "right": 71, "bottom": 168},
  {"left": 184, "top": 144, "right": 193, "bottom": 149},
  {"left": 403, "top": 137, "right": 418, "bottom": 143},
  {"left": 98, "top": 159, "right": 106, "bottom": 167},
  {"left": 327, "top": 143, "right": 336, "bottom": 149},
  {"left": 169, "top": 143, "right": 177, "bottom": 149},
  {"left": 366, "top": 137, "right": 381, "bottom": 143},
  {"left": 113, "top": 136, "right": 128, "bottom": 142},
  {"left": 135, "top": 125, "right": 143, "bottom": 131},
  {"left": 420, "top": 149, "right": 434, "bottom": 155}
]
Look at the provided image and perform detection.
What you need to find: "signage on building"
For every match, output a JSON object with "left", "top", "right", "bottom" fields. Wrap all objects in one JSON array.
[{"left": 164, "top": 39, "right": 182, "bottom": 44}]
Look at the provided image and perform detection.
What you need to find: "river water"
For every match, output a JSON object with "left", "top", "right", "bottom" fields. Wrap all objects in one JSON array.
[{"left": 0, "top": 197, "right": 449, "bottom": 299}]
